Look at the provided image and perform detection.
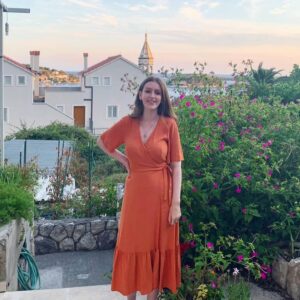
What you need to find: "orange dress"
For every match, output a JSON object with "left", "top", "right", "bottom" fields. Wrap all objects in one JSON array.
[{"left": 100, "top": 115, "right": 184, "bottom": 296}]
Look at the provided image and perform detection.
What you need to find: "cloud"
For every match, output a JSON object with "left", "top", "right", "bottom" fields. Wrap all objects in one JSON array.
[
  {"left": 179, "top": 6, "right": 203, "bottom": 20},
  {"left": 270, "top": 0, "right": 291, "bottom": 15},
  {"left": 128, "top": 3, "right": 167, "bottom": 12},
  {"left": 101, "top": 14, "right": 118, "bottom": 27},
  {"left": 194, "top": 0, "right": 220, "bottom": 9},
  {"left": 238, "top": 0, "right": 264, "bottom": 17},
  {"left": 65, "top": 0, "right": 100, "bottom": 9}
]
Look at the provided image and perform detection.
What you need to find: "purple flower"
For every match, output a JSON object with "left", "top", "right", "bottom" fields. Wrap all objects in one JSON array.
[
  {"left": 190, "top": 240, "right": 196, "bottom": 248},
  {"left": 260, "top": 271, "right": 267, "bottom": 280},
  {"left": 217, "top": 121, "right": 224, "bottom": 127},
  {"left": 234, "top": 173, "right": 241, "bottom": 178},
  {"left": 197, "top": 99, "right": 203, "bottom": 105},
  {"left": 211, "top": 281, "right": 217, "bottom": 289},
  {"left": 195, "top": 145, "right": 201, "bottom": 151},
  {"left": 268, "top": 170, "right": 273, "bottom": 177},
  {"left": 207, "top": 242, "right": 214, "bottom": 249},
  {"left": 265, "top": 155, "right": 270, "bottom": 160},
  {"left": 210, "top": 101, "right": 216, "bottom": 106},
  {"left": 218, "top": 111, "right": 224, "bottom": 118},
  {"left": 192, "top": 186, "right": 197, "bottom": 192},
  {"left": 235, "top": 186, "right": 242, "bottom": 193},
  {"left": 199, "top": 137, "right": 206, "bottom": 144},
  {"left": 213, "top": 182, "right": 219, "bottom": 189},
  {"left": 190, "top": 111, "right": 196, "bottom": 118},
  {"left": 237, "top": 255, "right": 244, "bottom": 262},
  {"left": 219, "top": 141, "right": 225, "bottom": 151},
  {"left": 194, "top": 95, "right": 200, "bottom": 101},
  {"left": 246, "top": 175, "right": 252, "bottom": 182},
  {"left": 242, "top": 208, "right": 247, "bottom": 215},
  {"left": 188, "top": 223, "right": 194, "bottom": 233},
  {"left": 185, "top": 101, "right": 191, "bottom": 107},
  {"left": 250, "top": 251, "right": 259, "bottom": 258},
  {"left": 202, "top": 103, "right": 208, "bottom": 109},
  {"left": 179, "top": 93, "right": 185, "bottom": 100}
]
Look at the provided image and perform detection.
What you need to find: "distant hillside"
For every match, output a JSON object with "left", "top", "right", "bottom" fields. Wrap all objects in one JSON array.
[{"left": 25, "top": 65, "right": 80, "bottom": 85}]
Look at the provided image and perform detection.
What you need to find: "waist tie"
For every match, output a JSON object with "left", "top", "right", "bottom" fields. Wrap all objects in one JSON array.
[{"left": 131, "top": 164, "right": 173, "bottom": 206}]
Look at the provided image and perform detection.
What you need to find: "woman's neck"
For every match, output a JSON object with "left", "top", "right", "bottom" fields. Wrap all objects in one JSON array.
[{"left": 141, "top": 109, "right": 159, "bottom": 122}]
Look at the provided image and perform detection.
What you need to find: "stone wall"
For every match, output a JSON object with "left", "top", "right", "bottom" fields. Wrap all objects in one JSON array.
[
  {"left": 0, "top": 219, "right": 34, "bottom": 292},
  {"left": 272, "top": 256, "right": 300, "bottom": 300},
  {"left": 34, "top": 217, "right": 118, "bottom": 255}
]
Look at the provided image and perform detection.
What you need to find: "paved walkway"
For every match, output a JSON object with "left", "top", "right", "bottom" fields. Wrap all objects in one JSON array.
[{"left": 0, "top": 250, "right": 285, "bottom": 300}]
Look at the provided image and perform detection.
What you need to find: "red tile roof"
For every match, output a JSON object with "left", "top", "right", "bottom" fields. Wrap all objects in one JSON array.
[
  {"left": 4, "top": 55, "right": 35, "bottom": 75},
  {"left": 81, "top": 55, "right": 122, "bottom": 75}
]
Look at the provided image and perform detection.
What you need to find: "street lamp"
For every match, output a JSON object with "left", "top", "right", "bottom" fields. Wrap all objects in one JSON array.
[{"left": 0, "top": 1, "right": 30, "bottom": 165}]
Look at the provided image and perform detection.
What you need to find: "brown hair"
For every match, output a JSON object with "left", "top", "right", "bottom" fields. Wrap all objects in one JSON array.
[{"left": 130, "top": 76, "right": 177, "bottom": 120}]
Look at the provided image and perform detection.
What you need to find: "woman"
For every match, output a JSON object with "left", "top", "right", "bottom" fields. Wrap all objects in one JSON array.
[{"left": 97, "top": 76, "right": 184, "bottom": 300}]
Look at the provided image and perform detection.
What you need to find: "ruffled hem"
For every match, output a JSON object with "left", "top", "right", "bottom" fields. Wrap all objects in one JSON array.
[{"left": 111, "top": 245, "right": 181, "bottom": 296}]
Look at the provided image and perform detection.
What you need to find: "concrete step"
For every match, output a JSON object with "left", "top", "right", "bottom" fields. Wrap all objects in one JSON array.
[{"left": 0, "top": 285, "right": 147, "bottom": 300}]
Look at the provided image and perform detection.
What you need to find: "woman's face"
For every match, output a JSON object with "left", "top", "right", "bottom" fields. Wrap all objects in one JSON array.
[{"left": 139, "top": 81, "right": 162, "bottom": 112}]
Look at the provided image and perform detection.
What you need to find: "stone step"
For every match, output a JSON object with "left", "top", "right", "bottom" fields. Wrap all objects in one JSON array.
[{"left": 0, "top": 285, "right": 146, "bottom": 300}]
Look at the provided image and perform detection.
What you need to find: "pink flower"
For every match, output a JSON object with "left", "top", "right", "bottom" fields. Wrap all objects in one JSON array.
[
  {"left": 207, "top": 242, "right": 214, "bottom": 249},
  {"left": 218, "top": 111, "right": 224, "bottom": 118},
  {"left": 185, "top": 101, "right": 191, "bottom": 107},
  {"left": 179, "top": 94, "right": 185, "bottom": 100},
  {"left": 188, "top": 223, "right": 194, "bottom": 233},
  {"left": 267, "top": 140, "right": 273, "bottom": 146},
  {"left": 260, "top": 271, "right": 267, "bottom": 280},
  {"left": 190, "top": 111, "right": 196, "bottom": 118},
  {"left": 242, "top": 208, "right": 247, "bottom": 215},
  {"left": 262, "top": 264, "right": 272, "bottom": 273},
  {"left": 213, "top": 182, "right": 219, "bottom": 189},
  {"left": 246, "top": 175, "right": 252, "bottom": 182},
  {"left": 235, "top": 186, "right": 242, "bottom": 193},
  {"left": 197, "top": 99, "right": 203, "bottom": 105},
  {"left": 217, "top": 121, "right": 224, "bottom": 127},
  {"left": 268, "top": 170, "right": 273, "bottom": 177},
  {"left": 219, "top": 141, "right": 225, "bottom": 151},
  {"left": 194, "top": 95, "right": 200, "bottom": 101},
  {"left": 192, "top": 186, "right": 197, "bottom": 192},
  {"left": 210, "top": 101, "right": 216, "bottom": 106},
  {"left": 234, "top": 173, "right": 241, "bottom": 178},
  {"left": 199, "top": 137, "right": 206, "bottom": 144},
  {"left": 237, "top": 255, "right": 244, "bottom": 262},
  {"left": 202, "top": 103, "right": 208, "bottom": 109},
  {"left": 190, "top": 240, "right": 196, "bottom": 248},
  {"left": 257, "top": 124, "right": 263, "bottom": 129},
  {"left": 195, "top": 145, "right": 201, "bottom": 151},
  {"left": 217, "top": 105, "right": 223, "bottom": 109},
  {"left": 265, "top": 155, "right": 270, "bottom": 160},
  {"left": 250, "top": 251, "right": 259, "bottom": 258},
  {"left": 211, "top": 281, "right": 217, "bottom": 289}
]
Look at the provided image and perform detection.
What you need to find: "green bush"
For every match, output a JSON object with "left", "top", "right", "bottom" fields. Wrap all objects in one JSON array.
[{"left": 0, "top": 183, "right": 34, "bottom": 225}]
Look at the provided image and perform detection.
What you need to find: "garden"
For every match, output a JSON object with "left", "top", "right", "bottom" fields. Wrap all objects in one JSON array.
[{"left": 0, "top": 61, "right": 299, "bottom": 299}]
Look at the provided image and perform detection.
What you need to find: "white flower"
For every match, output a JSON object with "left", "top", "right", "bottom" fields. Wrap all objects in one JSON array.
[{"left": 233, "top": 268, "right": 239, "bottom": 276}]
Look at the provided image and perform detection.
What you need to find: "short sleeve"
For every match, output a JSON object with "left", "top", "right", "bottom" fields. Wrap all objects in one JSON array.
[
  {"left": 169, "top": 119, "right": 184, "bottom": 162},
  {"left": 100, "top": 116, "right": 130, "bottom": 153}
]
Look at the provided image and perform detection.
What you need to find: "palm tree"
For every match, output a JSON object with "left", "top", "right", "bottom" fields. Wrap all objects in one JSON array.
[{"left": 247, "top": 62, "right": 282, "bottom": 99}]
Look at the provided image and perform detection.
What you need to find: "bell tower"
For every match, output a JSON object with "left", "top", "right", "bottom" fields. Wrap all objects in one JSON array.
[{"left": 138, "top": 33, "right": 154, "bottom": 73}]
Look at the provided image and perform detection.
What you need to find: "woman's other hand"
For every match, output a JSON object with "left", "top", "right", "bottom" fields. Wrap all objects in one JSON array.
[{"left": 168, "top": 203, "right": 181, "bottom": 225}]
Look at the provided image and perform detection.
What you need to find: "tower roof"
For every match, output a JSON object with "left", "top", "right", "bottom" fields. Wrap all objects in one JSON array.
[{"left": 139, "top": 33, "right": 153, "bottom": 60}]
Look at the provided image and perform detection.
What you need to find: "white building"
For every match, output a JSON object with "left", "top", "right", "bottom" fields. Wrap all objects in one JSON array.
[{"left": 3, "top": 36, "right": 153, "bottom": 137}]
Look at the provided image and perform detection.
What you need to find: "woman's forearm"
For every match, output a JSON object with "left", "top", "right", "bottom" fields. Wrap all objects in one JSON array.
[
  {"left": 170, "top": 162, "right": 182, "bottom": 206},
  {"left": 97, "top": 136, "right": 127, "bottom": 165}
]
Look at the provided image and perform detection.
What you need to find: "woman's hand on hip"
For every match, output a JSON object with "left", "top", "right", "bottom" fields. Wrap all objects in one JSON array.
[{"left": 168, "top": 203, "right": 181, "bottom": 225}]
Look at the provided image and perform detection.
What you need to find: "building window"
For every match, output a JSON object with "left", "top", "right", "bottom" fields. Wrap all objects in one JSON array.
[
  {"left": 107, "top": 105, "right": 118, "bottom": 118},
  {"left": 17, "top": 75, "right": 26, "bottom": 86},
  {"left": 4, "top": 76, "right": 12, "bottom": 86},
  {"left": 103, "top": 76, "right": 111, "bottom": 86},
  {"left": 91, "top": 77, "right": 99, "bottom": 86},
  {"left": 4, "top": 108, "right": 8, "bottom": 122}
]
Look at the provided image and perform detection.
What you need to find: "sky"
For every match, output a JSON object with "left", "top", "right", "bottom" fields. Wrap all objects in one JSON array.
[{"left": 3, "top": 0, "right": 300, "bottom": 74}]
